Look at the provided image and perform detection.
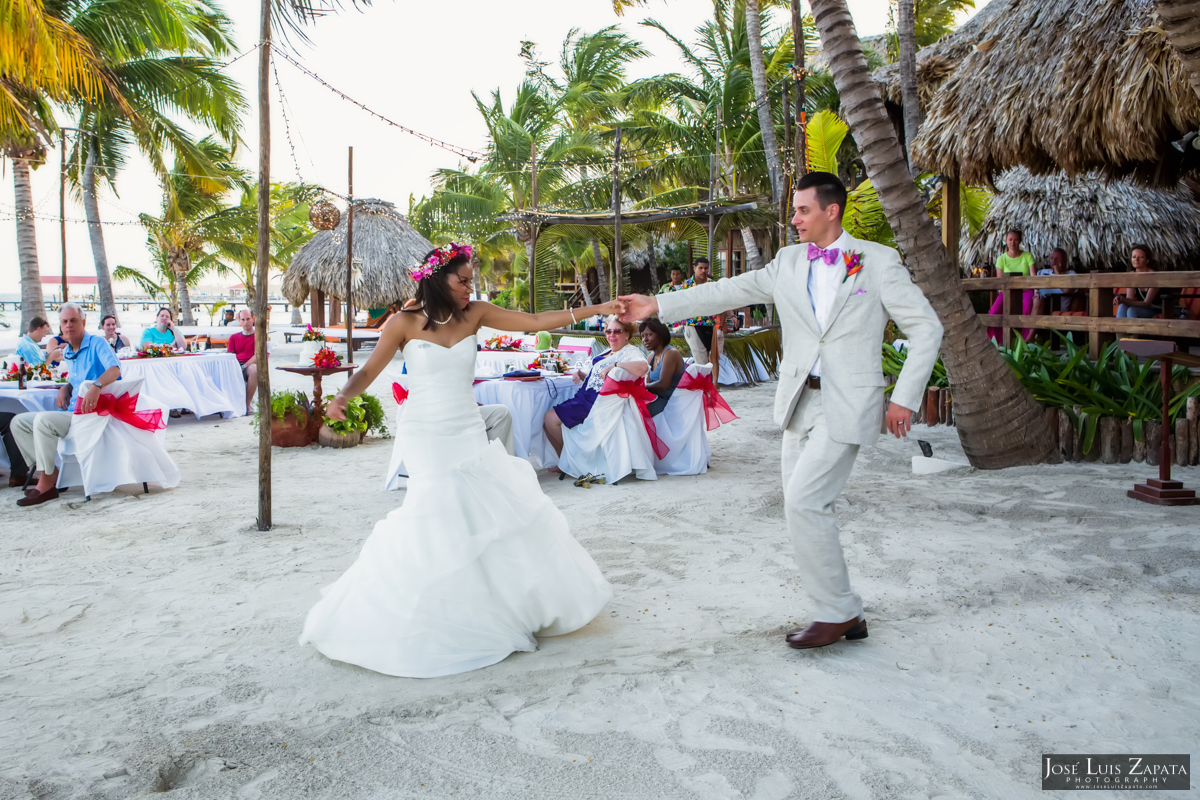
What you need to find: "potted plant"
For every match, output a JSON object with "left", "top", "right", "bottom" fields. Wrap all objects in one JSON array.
[
  {"left": 318, "top": 392, "right": 390, "bottom": 448},
  {"left": 253, "top": 390, "right": 313, "bottom": 447},
  {"left": 298, "top": 325, "right": 326, "bottom": 365}
]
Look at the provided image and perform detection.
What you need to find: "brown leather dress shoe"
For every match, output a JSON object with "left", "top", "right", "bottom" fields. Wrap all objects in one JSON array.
[
  {"left": 17, "top": 487, "right": 60, "bottom": 507},
  {"left": 8, "top": 474, "right": 29, "bottom": 488},
  {"left": 785, "top": 617, "right": 868, "bottom": 649}
]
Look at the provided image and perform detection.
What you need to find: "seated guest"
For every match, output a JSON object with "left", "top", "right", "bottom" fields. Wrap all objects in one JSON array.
[
  {"left": 639, "top": 317, "right": 684, "bottom": 417},
  {"left": 15, "top": 316, "right": 63, "bottom": 365},
  {"left": 221, "top": 308, "right": 237, "bottom": 326},
  {"left": 543, "top": 315, "right": 650, "bottom": 458},
  {"left": 1032, "top": 248, "right": 1080, "bottom": 315},
  {"left": 140, "top": 307, "right": 185, "bottom": 349},
  {"left": 11, "top": 303, "right": 121, "bottom": 507},
  {"left": 227, "top": 309, "right": 259, "bottom": 414},
  {"left": 1116, "top": 245, "right": 1160, "bottom": 318},
  {"left": 99, "top": 314, "right": 131, "bottom": 352}
]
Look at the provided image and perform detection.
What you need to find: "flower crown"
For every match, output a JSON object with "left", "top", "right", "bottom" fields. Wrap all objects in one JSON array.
[{"left": 411, "top": 242, "right": 473, "bottom": 282}]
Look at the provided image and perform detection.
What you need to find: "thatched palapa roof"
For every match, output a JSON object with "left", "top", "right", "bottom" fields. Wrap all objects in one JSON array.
[
  {"left": 873, "top": 0, "right": 1200, "bottom": 187},
  {"left": 962, "top": 168, "right": 1200, "bottom": 271},
  {"left": 282, "top": 198, "right": 431, "bottom": 308}
]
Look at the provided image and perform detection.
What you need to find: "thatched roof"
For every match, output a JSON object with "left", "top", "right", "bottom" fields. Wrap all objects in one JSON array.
[
  {"left": 282, "top": 198, "right": 430, "bottom": 308},
  {"left": 961, "top": 168, "right": 1200, "bottom": 271},
  {"left": 873, "top": 0, "right": 1200, "bottom": 187}
]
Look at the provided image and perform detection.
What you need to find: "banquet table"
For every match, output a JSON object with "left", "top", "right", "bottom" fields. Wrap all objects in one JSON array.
[
  {"left": 472, "top": 375, "right": 580, "bottom": 467},
  {"left": 475, "top": 350, "right": 537, "bottom": 377},
  {"left": 119, "top": 352, "right": 246, "bottom": 418},
  {"left": 0, "top": 384, "right": 62, "bottom": 469}
]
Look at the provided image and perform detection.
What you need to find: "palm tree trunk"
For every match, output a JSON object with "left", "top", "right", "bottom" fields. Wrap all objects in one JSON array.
[
  {"left": 172, "top": 250, "right": 196, "bottom": 325},
  {"left": 592, "top": 237, "right": 610, "bottom": 302},
  {"left": 524, "top": 239, "right": 536, "bottom": 313},
  {"left": 576, "top": 265, "right": 595, "bottom": 306},
  {"left": 745, "top": 0, "right": 784, "bottom": 203},
  {"left": 12, "top": 151, "right": 46, "bottom": 332},
  {"left": 82, "top": 139, "right": 117, "bottom": 321},
  {"left": 1154, "top": 0, "right": 1200, "bottom": 100},
  {"left": 740, "top": 228, "right": 764, "bottom": 271},
  {"left": 897, "top": 0, "right": 923, "bottom": 175},
  {"left": 808, "top": 0, "right": 1058, "bottom": 468}
]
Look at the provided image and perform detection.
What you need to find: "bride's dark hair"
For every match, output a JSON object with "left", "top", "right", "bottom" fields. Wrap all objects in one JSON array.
[{"left": 404, "top": 245, "right": 472, "bottom": 331}]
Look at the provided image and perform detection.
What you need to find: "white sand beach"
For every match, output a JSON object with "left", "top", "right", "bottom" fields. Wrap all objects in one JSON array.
[{"left": 2, "top": 342, "right": 1197, "bottom": 799}]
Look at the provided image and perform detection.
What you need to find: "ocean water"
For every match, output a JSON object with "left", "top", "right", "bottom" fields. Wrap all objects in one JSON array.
[{"left": 0, "top": 292, "right": 315, "bottom": 330}]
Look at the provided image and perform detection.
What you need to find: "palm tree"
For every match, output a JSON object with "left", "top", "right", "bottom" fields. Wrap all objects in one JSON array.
[
  {"left": 64, "top": 0, "right": 246, "bottom": 322},
  {"left": 807, "top": 0, "right": 1057, "bottom": 468},
  {"left": 138, "top": 137, "right": 250, "bottom": 324},
  {"left": 896, "top": 0, "right": 922, "bottom": 170},
  {"left": 1, "top": 0, "right": 116, "bottom": 330}
]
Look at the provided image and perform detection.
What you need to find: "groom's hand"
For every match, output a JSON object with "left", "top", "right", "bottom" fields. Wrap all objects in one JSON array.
[
  {"left": 618, "top": 294, "right": 658, "bottom": 322},
  {"left": 886, "top": 402, "right": 913, "bottom": 438}
]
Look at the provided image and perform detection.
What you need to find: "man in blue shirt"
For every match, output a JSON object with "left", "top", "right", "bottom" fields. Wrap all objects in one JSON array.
[
  {"left": 14, "top": 316, "right": 63, "bottom": 366},
  {"left": 12, "top": 303, "right": 122, "bottom": 506}
]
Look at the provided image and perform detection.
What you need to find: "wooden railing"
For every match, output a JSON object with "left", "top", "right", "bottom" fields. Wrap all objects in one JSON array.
[{"left": 960, "top": 271, "right": 1200, "bottom": 358}]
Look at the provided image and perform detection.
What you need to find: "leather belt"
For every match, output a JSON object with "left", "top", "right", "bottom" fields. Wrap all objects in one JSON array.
[{"left": 806, "top": 375, "right": 821, "bottom": 390}]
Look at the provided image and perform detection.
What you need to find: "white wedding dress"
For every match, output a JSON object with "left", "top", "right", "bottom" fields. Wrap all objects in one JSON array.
[{"left": 299, "top": 335, "right": 612, "bottom": 678}]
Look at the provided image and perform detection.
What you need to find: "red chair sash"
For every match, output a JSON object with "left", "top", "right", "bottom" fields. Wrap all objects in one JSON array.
[
  {"left": 392, "top": 382, "right": 409, "bottom": 405},
  {"left": 72, "top": 392, "right": 165, "bottom": 432},
  {"left": 678, "top": 371, "right": 739, "bottom": 431},
  {"left": 598, "top": 376, "right": 670, "bottom": 459}
]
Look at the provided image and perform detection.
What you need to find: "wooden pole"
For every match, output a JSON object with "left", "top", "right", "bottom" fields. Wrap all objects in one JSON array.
[
  {"left": 941, "top": 176, "right": 960, "bottom": 273},
  {"left": 611, "top": 127, "right": 622, "bottom": 297},
  {"left": 530, "top": 139, "right": 538, "bottom": 312},
  {"left": 791, "top": 0, "right": 806, "bottom": 176},
  {"left": 60, "top": 134, "right": 68, "bottom": 303},
  {"left": 345, "top": 147, "right": 353, "bottom": 364},
  {"left": 781, "top": 79, "right": 792, "bottom": 242},
  {"left": 254, "top": 0, "right": 272, "bottom": 531}
]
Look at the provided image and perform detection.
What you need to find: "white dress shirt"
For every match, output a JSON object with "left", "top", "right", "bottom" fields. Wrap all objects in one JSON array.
[{"left": 806, "top": 228, "right": 852, "bottom": 377}]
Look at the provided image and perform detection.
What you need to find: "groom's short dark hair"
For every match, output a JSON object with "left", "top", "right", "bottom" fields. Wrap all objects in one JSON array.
[{"left": 795, "top": 171, "right": 847, "bottom": 219}]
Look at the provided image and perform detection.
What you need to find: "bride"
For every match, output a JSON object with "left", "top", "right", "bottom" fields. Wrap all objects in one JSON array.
[{"left": 299, "top": 243, "right": 620, "bottom": 678}]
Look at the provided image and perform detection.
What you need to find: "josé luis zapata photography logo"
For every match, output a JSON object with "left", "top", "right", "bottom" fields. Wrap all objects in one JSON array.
[{"left": 1042, "top": 754, "right": 1190, "bottom": 790}]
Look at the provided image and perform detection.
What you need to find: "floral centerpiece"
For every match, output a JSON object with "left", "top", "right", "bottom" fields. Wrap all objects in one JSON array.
[
  {"left": 298, "top": 324, "right": 327, "bottom": 365},
  {"left": 3, "top": 361, "right": 54, "bottom": 382},
  {"left": 529, "top": 352, "right": 571, "bottom": 374},
  {"left": 138, "top": 344, "right": 175, "bottom": 358},
  {"left": 311, "top": 347, "right": 341, "bottom": 368},
  {"left": 483, "top": 334, "right": 525, "bottom": 351}
]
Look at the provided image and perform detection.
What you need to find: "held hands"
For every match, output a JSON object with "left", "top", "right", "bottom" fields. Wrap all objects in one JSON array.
[
  {"left": 617, "top": 294, "right": 658, "bottom": 322},
  {"left": 325, "top": 393, "right": 349, "bottom": 422},
  {"left": 886, "top": 402, "right": 914, "bottom": 439}
]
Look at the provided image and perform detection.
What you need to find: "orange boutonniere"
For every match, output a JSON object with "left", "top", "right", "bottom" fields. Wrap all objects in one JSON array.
[{"left": 842, "top": 251, "right": 864, "bottom": 283}]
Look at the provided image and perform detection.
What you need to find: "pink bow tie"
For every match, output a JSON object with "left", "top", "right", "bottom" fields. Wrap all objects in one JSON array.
[{"left": 807, "top": 244, "right": 841, "bottom": 265}]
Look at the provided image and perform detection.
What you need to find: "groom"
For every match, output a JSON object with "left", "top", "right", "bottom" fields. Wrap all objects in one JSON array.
[{"left": 620, "top": 172, "right": 943, "bottom": 649}]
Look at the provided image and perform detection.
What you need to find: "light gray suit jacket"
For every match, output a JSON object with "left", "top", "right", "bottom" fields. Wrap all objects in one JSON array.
[{"left": 656, "top": 235, "right": 943, "bottom": 445}]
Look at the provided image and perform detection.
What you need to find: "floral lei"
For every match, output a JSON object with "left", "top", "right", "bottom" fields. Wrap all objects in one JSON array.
[{"left": 411, "top": 242, "right": 473, "bottom": 282}]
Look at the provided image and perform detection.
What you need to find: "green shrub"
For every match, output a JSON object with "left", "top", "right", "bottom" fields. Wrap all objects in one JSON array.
[{"left": 322, "top": 392, "right": 390, "bottom": 438}]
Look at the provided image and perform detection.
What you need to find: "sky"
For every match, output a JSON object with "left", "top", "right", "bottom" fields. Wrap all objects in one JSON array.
[{"left": 0, "top": 0, "right": 986, "bottom": 297}]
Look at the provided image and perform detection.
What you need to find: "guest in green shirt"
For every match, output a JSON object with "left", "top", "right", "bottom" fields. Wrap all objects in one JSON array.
[
  {"left": 987, "top": 229, "right": 1035, "bottom": 343},
  {"left": 139, "top": 307, "right": 185, "bottom": 349}
]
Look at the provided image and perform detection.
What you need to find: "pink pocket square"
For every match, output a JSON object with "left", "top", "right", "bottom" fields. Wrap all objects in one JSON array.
[{"left": 853, "top": 289, "right": 868, "bottom": 295}]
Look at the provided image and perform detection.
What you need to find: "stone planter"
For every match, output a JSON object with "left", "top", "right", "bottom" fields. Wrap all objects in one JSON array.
[
  {"left": 271, "top": 411, "right": 312, "bottom": 448},
  {"left": 318, "top": 424, "right": 360, "bottom": 449},
  {"left": 297, "top": 340, "right": 324, "bottom": 366}
]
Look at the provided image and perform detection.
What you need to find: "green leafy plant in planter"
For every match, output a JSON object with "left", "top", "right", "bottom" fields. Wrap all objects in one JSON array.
[
  {"left": 251, "top": 390, "right": 312, "bottom": 434},
  {"left": 322, "top": 392, "right": 390, "bottom": 438}
]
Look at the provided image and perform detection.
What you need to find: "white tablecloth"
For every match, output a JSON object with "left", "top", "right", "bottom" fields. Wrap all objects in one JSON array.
[
  {"left": 0, "top": 385, "right": 62, "bottom": 469},
  {"left": 119, "top": 352, "right": 245, "bottom": 418},
  {"left": 472, "top": 376, "right": 579, "bottom": 467},
  {"left": 475, "top": 350, "right": 538, "bottom": 377}
]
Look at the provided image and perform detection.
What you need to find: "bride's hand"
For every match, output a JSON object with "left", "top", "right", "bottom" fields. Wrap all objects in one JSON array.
[{"left": 325, "top": 393, "right": 350, "bottom": 421}]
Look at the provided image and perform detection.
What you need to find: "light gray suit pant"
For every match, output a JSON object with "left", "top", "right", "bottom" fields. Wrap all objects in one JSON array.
[
  {"left": 479, "top": 404, "right": 515, "bottom": 456},
  {"left": 781, "top": 389, "right": 864, "bottom": 623}
]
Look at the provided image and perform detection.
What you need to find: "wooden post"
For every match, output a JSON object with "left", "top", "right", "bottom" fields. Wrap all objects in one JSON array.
[
  {"left": 1000, "top": 272, "right": 1013, "bottom": 347},
  {"left": 345, "top": 147, "right": 354, "bottom": 364},
  {"left": 782, "top": 79, "right": 792, "bottom": 241},
  {"left": 60, "top": 134, "right": 68, "bottom": 303},
  {"left": 254, "top": 0, "right": 273, "bottom": 530},
  {"left": 611, "top": 128, "right": 622, "bottom": 298},
  {"left": 1088, "top": 277, "right": 1115, "bottom": 361},
  {"left": 941, "top": 177, "right": 960, "bottom": 273},
  {"left": 530, "top": 139, "right": 538, "bottom": 312},
  {"left": 725, "top": 228, "right": 735, "bottom": 281},
  {"left": 791, "top": 0, "right": 806, "bottom": 176}
]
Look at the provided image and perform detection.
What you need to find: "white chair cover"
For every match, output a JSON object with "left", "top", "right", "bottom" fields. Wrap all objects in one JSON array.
[
  {"left": 55, "top": 377, "right": 181, "bottom": 496},
  {"left": 383, "top": 375, "right": 410, "bottom": 491},
  {"left": 652, "top": 363, "right": 712, "bottom": 475},
  {"left": 557, "top": 366, "right": 658, "bottom": 484}
]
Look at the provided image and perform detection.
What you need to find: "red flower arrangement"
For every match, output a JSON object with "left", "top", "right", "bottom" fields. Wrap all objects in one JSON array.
[
  {"left": 529, "top": 352, "right": 571, "bottom": 373},
  {"left": 483, "top": 334, "right": 525, "bottom": 351},
  {"left": 138, "top": 344, "right": 175, "bottom": 358},
  {"left": 3, "top": 362, "right": 56, "bottom": 382},
  {"left": 311, "top": 347, "right": 342, "bottom": 368}
]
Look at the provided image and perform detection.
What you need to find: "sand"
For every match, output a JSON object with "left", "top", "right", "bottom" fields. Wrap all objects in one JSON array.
[{"left": 1, "top": 341, "right": 1197, "bottom": 799}]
